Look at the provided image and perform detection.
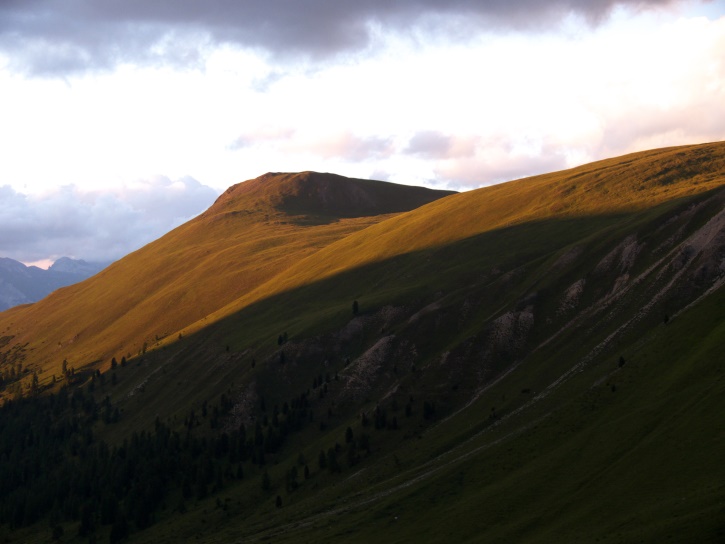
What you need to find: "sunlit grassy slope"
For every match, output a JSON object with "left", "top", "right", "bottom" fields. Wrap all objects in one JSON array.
[
  {"left": 2, "top": 144, "right": 722, "bottom": 378},
  {"left": 124, "top": 140, "right": 725, "bottom": 544},
  {"left": 0, "top": 173, "right": 454, "bottom": 378},
  {"left": 186, "top": 141, "right": 725, "bottom": 335},
  {"left": 3, "top": 142, "right": 725, "bottom": 543}
]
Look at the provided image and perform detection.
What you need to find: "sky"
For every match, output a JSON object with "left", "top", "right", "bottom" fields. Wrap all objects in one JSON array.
[{"left": 1, "top": 0, "right": 723, "bottom": 267}]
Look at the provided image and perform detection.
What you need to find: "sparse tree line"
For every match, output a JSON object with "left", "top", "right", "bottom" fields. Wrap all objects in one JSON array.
[
  {"left": 0, "top": 338, "right": 438, "bottom": 542},
  {"left": 0, "top": 341, "right": 31, "bottom": 397},
  {"left": 0, "top": 362, "right": 354, "bottom": 542},
  {"left": 0, "top": 381, "right": 271, "bottom": 542}
]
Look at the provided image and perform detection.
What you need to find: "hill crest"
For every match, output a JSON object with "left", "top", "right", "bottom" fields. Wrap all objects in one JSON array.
[{"left": 206, "top": 171, "right": 457, "bottom": 219}]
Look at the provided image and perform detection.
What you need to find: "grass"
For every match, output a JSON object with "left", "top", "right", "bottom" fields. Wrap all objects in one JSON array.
[
  {"left": 2, "top": 143, "right": 723, "bottom": 381},
  {"left": 0, "top": 173, "right": 452, "bottom": 384},
  {"left": 2, "top": 141, "right": 725, "bottom": 543},
  {"left": 175, "top": 285, "right": 724, "bottom": 544}
]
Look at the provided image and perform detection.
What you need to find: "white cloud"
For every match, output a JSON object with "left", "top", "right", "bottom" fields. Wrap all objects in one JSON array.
[
  {"left": 405, "top": 131, "right": 478, "bottom": 160},
  {"left": 0, "top": 177, "right": 219, "bottom": 264},
  {"left": 434, "top": 140, "right": 570, "bottom": 188},
  {"left": 0, "top": 1, "right": 721, "bottom": 216},
  {"left": 228, "top": 127, "right": 297, "bottom": 150},
  {"left": 286, "top": 132, "right": 396, "bottom": 162}
]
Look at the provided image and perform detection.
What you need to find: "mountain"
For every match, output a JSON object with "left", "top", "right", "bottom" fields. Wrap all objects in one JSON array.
[
  {"left": 0, "top": 257, "right": 107, "bottom": 311},
  {"left": 0, "top": 144, "right": 724, "bottom": 543},
  {"left": 48, "top": 256, "right": 108, "bottom": 277},
  {"left": 0, "top": 172, "right": 454, "bottom": 369}
]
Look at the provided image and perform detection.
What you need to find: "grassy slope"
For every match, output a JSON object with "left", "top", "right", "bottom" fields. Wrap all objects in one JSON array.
[
  {"left": 114, "top": 141, "right": 725, "bottom": 544},
  {"left": 0, "top": 173, "right": 453, "bottom": 382},
  {"left": 129, "top": 250, "right": 725, "bottom": 544},
  {"left": 2, "top": 144, "right": 721, "bottom": 377},
  {"left": 184, "top": 142, "right": 725, "bottom": 339},
  {"left": 4, "top": 142, "right": 725, "bottom": 543},
  {"left": 328, "top": 286, "right": 725, "bottom": 544}
]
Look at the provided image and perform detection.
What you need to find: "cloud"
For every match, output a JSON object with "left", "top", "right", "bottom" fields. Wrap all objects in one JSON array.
[
  {"left": 440, "top": 153, "right": 569, "bottom": 189},
  {"left": 251, "top": 70, "right": 288, "bottom": 93},
  {"left": 405, "top": 131, "right": 454, "bottom": 158},
  {"left": 0, "top": 0, "right": 688, "bottom": 75},
  {"left": 368, "top": 169, "right": 392, "bottom": 182},
  {"left": 405, "top": 131, "right": 478, "bottom": 159},
  {"left": 421, "top": 137, "right": 569, "bottom": 188},
  {"left": 594, "top": 83, "right": 725, "bottom": 160},
  {"left": 228, "top": 127, "right": 297, "bottom": 150},
  {"left": 432, "top": 84, "right": 725, "bottom": 190},
  {"left": 301, "top": 133, "right": 395, "bottom": 161},
  {"left": 230, "top": 128, "right": 395, "bottom": 162},
  {"left": 0, "top": 177, "right": 219, "bottom": 264},
  {"left": 402, "top": 131, "right": 562, "bottom": 187},
  {"left": 596, "top": 104, "right": 725, "bottom": 161}
]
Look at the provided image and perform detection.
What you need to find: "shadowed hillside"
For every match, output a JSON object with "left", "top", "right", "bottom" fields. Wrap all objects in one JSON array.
[{"left": 1, "top": 142, "right": 724, "bottom": 543}]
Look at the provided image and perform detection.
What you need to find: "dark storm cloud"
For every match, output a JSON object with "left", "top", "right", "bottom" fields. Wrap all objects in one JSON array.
[
  {"left": 0, "top": 177, "right": 218, "bottom": 263},
  {"left": 0, "top": 0, "right": 684, "bottom": 75}
]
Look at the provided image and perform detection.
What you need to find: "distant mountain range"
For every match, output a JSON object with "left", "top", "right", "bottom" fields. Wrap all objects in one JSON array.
[{"left": 0, "top": 257, "right": 109, "bottom": 311}]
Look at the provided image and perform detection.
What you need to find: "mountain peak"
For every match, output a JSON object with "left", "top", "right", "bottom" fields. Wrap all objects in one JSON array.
[
  {"left": 0, "top": 257, "right": 110, "bottom": 311},
  {"left": 49, "top": 257, "right": 107, "bottom": 276},
  {"left": 207, "top": 171, "right": 456, "bottom": 220}
]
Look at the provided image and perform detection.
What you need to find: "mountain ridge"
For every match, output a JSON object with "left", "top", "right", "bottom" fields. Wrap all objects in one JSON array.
[
  {"left": 0, "top": 142, "right": 724, "bottom": 543},
  {"left": 0, "top": 256, "right": 107, "bottom": 311},
  {"left": 0, "top": 172, "right": 454, "bottom": 371},
  {"left": 174, "top": 142, "right": 725, "bottom": 342},
  {"left": 205, "top": 170, "right": 457, "bottom": 220}
]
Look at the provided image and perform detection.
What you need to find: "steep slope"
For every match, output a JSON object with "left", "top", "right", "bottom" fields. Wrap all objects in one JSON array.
[
  {"left": 1, "top": 142, "right": 725, "bottom": 544},
  {"left": 150, "top": 143, "right": 725, "bottom": 542},
  {"left": 182, "top": 142, "right": 725, "bottom": 337},
  {"left": 131, "top": 141, "right": 725, "bottom": 543},
  {"left": 0, "top": 173, "right": 453, "bottom": 379}
]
